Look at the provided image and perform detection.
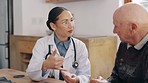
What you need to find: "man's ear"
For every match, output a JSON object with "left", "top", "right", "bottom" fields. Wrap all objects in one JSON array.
[
  {"left": 50, "top": 22, "right": 56, "bottom": 31},
  {"left": 130, "top": 23, "right": 138, "bottom": 33}
]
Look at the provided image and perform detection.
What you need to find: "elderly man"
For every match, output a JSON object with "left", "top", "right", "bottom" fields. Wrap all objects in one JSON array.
[{"left": 90, "top": 3, "right": 148, "bottom": 83}]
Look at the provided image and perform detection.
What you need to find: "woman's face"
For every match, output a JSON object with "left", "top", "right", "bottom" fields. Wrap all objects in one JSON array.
[{"left": 54, "top": 11, "right": 75, "bottom": 41}]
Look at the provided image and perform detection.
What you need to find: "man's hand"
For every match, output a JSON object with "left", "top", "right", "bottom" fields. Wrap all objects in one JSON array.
[{"left": 61, "top": 70, "right": 79, "bottom": 83}]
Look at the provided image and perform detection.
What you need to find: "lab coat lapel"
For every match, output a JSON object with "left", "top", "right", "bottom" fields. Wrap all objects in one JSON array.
[
  {"left": 48, "top": 33, "right": 61, "bottom": 79},
  {"left": 64, "top": 40, "right": 74, "bottom": 59},
  {"left": 63, "top": 40, "right": 75, "bottom": 71},
  {"left": 48, "top": 33, "right": 60, "bottom": 57}
]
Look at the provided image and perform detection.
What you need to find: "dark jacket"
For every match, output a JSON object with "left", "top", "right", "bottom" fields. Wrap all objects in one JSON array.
[{"left": 108, "top": 42, "right": 148, "bottom": 83}]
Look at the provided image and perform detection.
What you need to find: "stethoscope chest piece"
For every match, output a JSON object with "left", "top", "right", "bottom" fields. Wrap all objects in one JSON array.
[{"left": 72, "top": 61, "right": 79, "bottom": 69}]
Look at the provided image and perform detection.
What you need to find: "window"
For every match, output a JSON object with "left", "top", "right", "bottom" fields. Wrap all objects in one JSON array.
[
  {"left": 132, "top": 0, "right": 148, "bottom": 10},
  {"left": 123, "top": 0, "right": 148, "bottom": 10}
]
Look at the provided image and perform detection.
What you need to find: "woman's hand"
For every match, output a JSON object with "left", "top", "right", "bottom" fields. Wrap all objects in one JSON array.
[
  {"left": 90, "top": 76, "right": 108, "bottom": 83},
  {"left": 42, "top": 49, "right": 65, "bottom": 71},
  {"left": 61, "top": 70, "right": 79, "bottom": 83}
]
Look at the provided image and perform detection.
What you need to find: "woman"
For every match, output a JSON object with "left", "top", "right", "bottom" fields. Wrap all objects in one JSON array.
[{"left": 26, "top": 7, "right": 90, "bottom": 83}]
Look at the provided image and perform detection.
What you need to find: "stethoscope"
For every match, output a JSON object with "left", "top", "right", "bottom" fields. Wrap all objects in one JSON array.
[{"left": 45, "top": 38, "right": 79, "bottom": 69}]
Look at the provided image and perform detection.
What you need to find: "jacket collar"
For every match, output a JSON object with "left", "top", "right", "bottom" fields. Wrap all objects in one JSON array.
[{"left": 128, "top": 34, "right": 148, "bottom": 50}]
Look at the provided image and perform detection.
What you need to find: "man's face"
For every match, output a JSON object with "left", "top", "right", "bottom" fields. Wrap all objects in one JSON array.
[{"left": 113, "top": 17, "right": 131, "bottom": 42}]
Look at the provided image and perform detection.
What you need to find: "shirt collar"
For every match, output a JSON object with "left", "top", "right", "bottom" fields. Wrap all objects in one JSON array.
[
  {"left": 128, "top": 34, "right": 148, "bottom": 50},
  {"left": 54, "top": 34, "right": 71, "bottom": 50}
]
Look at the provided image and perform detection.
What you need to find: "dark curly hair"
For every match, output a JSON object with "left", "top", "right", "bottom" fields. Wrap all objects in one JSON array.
[{"left": 46, "top": 7, "right": 68, "bottom": 31}]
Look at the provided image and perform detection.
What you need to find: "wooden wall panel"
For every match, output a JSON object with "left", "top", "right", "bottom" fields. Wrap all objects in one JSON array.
[
  {"left": 76, "top": 36, "right": 117, "bottom": 79},
  {"left": 10, "top": 35, "right": 117, "bottom": 79}
]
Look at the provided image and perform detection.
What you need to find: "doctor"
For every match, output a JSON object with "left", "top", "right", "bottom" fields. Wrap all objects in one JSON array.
[{"left": 26, "top": 7, "right": 90, "bottom": 83}]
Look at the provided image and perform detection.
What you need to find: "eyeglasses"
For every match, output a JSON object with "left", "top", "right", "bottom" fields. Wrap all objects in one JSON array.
[{"left": 56, "top": 18, "right": 75, "bottom": 26}]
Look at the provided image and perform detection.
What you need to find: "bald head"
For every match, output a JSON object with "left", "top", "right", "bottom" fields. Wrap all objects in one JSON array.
[
  {"left": 113, "top": 3, "right": 148, "bottom": 45},
  {"left": 113, "top": 3, "right": 148, "bottom": 26}
]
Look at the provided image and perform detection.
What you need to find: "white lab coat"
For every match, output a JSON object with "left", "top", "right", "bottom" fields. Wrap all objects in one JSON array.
[{"left": 26, "top": 33, "right": 91, "bottom": 83}]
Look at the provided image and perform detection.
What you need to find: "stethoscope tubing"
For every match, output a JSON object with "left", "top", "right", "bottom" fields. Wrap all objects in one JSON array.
[{"left": 45, "top": 38, "right": 78, "bottom": 69}]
